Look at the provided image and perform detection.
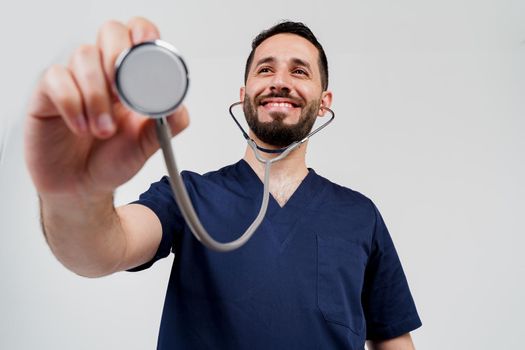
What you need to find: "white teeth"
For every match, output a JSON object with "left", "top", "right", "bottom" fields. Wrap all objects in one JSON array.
[{"left": 267, "top": 102, "right": 294, "bottom": 108}]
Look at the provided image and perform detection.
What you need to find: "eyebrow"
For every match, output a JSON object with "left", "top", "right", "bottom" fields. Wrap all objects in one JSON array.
[
  {"left": 254, "top": 56, "right": 312, "bottom": 71},
  {"left": 291, "top": 58, "right": 312, "bottom": 71},
  {"left": 254, "top": 56, "right": 276, "bottom": 67}
]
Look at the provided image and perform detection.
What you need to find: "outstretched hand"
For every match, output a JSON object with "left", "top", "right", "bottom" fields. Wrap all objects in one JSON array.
[{"left": 25, "top": 17, "right": 189, "bottom": 199}]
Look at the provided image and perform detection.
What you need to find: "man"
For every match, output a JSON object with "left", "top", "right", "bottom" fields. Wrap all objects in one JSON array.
[{"left": 25, "top": 17, "right": 421, "bottom": 349}]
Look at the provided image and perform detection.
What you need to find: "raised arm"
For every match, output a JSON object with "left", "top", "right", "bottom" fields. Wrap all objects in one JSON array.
[{"left": 25, "top": 17, "right": 189, "bottom": 277}]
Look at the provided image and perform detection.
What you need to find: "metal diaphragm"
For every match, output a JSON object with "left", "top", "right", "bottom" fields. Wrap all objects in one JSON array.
[{"left": 115, "top": 40, "right": 189, "bottom": 118}]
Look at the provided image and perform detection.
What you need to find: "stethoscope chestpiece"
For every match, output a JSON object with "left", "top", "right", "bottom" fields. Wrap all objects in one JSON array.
[{"left": 114, "top": 40, "right": 189, "bottom": 118}]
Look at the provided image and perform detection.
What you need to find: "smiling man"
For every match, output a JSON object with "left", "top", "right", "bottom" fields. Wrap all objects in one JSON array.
[{"left": 26, "top": 18, "right": 421, "bottom": 349}]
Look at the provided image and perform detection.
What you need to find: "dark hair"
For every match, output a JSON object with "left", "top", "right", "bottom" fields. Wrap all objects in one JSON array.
[{"left": 244, "top": 21, "right": 329, "bottom": 90}]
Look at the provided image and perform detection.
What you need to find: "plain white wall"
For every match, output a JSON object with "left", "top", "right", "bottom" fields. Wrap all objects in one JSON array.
[{"left": 1, "top": 0, "right": 524, "bottom": 349}]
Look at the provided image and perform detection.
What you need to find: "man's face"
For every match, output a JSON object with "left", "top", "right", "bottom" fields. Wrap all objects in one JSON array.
[{"left": 241, "top": 33, "right": 332, "bottom": 148}]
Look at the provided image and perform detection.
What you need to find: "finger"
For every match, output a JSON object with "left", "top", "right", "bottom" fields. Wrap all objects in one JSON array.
[
  {"left": 69, "top": 44, "right": 115, "bottom": 138},
  {"left": 166, "top": 105, "right": 190, "bottom": 137},
  {"left": 138, "top": 105, "right": 190, "bottom": 159},
  {"left": 30, "top": 64, "right": 87, "bottom": 135},
  {"left": 127, "top": 17, "right": 160, "bottom": 45},
  {"left": 96, "top": 20, "right": 131, "bottom": 90}
]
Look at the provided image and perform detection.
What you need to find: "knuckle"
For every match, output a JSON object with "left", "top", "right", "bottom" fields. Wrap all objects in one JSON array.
[
  {"left": 42, "top": 66, "right": 78, "bottom": 109},
  {"left": 98, "top": 19, "right": 125, "bottom": 36},
  {"left": 44, "top": 64, "right": 65, "bottom": 81},
  {"left": 60, "top": 99, "right": 79, "bottom": 118},
  {"left": 54, "top": 90, "right": 72, "bottom": 105},
  {"left": 128, "top": 17, "right": 160, "bottom": 41},
  {"left": 84, "top": 91, "right": 107, "bottom": 112},
  {"left": 55, "top": 90, "right": 79, "bottom": 116},
  {"left": 71, "top": 44, "right": 98, "bottom": 65},
  {"left": 83, "top": 67, "right": 102, "bottom": 83},
  {"left": 129, "top": 16, "right": 156, "bottom": 30},
  {"left": 75, "top": 44, "right": 97, "bottom": 57}
]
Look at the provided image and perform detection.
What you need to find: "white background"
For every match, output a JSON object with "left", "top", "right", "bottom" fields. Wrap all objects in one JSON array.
[{"left": 1, "top": 1, "right": 524, "bottom": 349}]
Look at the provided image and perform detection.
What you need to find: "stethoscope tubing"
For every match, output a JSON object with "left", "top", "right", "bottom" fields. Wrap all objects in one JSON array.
[
  {"left": 115, "top": 40, "right": 336, "bottom": 252},
  {"left": 155, "top": 102, "right": 335, "bottom": 252}
]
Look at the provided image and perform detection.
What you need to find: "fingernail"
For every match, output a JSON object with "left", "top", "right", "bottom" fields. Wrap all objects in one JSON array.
[
  {"left": 77, "top": 115, "right": 87, "bottom": 133},
  {"left": 97, "top": 113, "right": 115, "bottom": 134}
]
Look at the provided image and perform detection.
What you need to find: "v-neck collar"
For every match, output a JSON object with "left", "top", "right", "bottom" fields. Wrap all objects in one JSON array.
[
  {"left": 235, "top": 159, "right": 322, "bottom": 216},
  {"left": 232, "top": 159, "right": 327, "bottom": 248}
]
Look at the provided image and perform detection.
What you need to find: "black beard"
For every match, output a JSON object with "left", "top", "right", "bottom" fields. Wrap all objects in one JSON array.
[{"left": 243, "top": 93, "right": 320, "bottom": 148}]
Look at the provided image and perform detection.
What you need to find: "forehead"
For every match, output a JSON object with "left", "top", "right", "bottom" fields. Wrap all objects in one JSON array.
[{"left": 252, "top": 33, "right": 320, "bottom": 68}]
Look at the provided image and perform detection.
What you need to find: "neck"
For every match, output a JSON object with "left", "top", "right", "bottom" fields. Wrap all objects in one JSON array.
[{"left": 243, "top": 133, "right": 309, "bottom": 206}]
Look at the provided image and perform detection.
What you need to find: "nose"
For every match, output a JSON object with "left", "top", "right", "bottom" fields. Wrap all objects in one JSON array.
[{"left": 270, "top": 70, "right": 292, "bottom": 94}]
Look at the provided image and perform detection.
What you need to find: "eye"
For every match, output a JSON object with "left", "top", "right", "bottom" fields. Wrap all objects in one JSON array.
[
  {"left": 292, "top": 68, "right": 308, "bottom": 76},
  {"left": 257, "top": 66, "right": 272, "bottom": 74}
]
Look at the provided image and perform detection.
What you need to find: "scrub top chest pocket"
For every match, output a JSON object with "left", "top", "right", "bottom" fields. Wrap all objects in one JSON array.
[{"left": 316, "top": 234, "right": 368, "bottom": 335}]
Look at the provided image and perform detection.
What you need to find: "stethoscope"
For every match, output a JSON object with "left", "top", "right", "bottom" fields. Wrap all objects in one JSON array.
[{"left": 115, "top": 40, "right": 334, "bottom": 252}]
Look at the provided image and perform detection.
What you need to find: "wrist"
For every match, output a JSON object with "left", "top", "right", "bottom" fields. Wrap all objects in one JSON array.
[{"left": 39, "top": 191, "right": 115, "bottom": 225}]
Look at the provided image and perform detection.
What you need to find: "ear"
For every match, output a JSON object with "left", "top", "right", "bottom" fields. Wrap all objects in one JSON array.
[
  {"left": 240, "top": 87, "right": 245, "bottom": 102},
  {"left": 318, "top": 90, "right": 333, "bottom": 116}
]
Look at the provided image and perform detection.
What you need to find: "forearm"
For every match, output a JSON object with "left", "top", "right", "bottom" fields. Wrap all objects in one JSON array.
[{"left": 39, "top": 193, "right": 127, "bottom": 278}]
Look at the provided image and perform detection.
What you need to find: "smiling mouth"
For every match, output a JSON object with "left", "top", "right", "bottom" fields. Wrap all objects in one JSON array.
[
  {"left": 263, "top": 102, "right": 297, "bottom": 108},
  {"left": 259, "top": 98, "right": 302, "bottom": 109}
]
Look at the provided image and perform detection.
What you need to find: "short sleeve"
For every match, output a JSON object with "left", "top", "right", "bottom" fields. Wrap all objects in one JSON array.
[
  {"left": 127, "top": 176, "right": 184, "bottom": 272},
  {"left": 362, "top": 203, "right": 422, "bottom": 340}
]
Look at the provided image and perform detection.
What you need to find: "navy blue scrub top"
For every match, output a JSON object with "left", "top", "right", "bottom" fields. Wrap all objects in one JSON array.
[{"left": 130, "top": 160, "right": 421, "bottom": 349}]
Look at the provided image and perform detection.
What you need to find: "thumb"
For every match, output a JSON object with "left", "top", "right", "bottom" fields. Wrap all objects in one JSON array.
[
  {"left": 138, "top": 105, "right": 190, "bottom": 159},
  {"left": 165, "top": 105, "right": 190, "bottom": 137}
]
